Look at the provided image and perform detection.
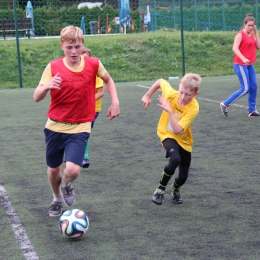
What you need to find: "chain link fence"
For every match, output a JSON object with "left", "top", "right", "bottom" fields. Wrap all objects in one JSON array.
[
  {"left": 139, "top": 0, "right": 259, "bottom": 32},
  {"left": 0, "top": 0, "right": 260, "bottom": 87},
  {"left": 1, "top": 0, "right": 259, "bottom": 36}
]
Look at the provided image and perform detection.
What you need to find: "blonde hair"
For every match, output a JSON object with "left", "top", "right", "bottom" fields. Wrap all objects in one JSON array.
[
  {"left": 60, "top": 26, "right": 84, "bottom": 44},
  {"left": 180, "top": 73, "right": 201, "bottom": 93},
  {"left": 82, "top": 47, "right": 91, "bottom": 56}
]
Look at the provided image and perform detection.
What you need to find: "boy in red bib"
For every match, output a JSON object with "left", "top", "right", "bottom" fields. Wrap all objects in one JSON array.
[{"left": 33, "top": 26, "right": 120, "bottom": 217}]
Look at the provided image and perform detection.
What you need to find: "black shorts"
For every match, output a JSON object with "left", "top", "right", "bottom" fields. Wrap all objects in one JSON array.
[{"left": 162, "top": 138, "right": 191, "bottom": 167}]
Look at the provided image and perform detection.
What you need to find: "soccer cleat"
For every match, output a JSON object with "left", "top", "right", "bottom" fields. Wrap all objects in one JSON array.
[
  {"left": 61, "top": 183, "right": 75, "bottom": 206},
  {"left": 171, "top": 186, "right": 183, "bottom": 204},
  {"left": 48, "top": 201, "right": 62, "bottom": 217},
  {"left": 248, "top": 111, "right": 260, "bottom": 117},
  {"left": 220, "top": 102, "right": 228, "bottom": 117},
  {"left": 82, "top": 158, "right": 90, "bottom": 168},
  {"left": 152, "top": 188, "right": 164, "bottom": 205}
]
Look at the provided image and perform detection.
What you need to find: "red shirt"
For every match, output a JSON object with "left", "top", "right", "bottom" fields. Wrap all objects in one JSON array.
[
  {"left": 47, "top": 56, "right": 99, "bottom": 123},
  {"left": 234, "top": 30, "right": 256, "bottom": 65}
]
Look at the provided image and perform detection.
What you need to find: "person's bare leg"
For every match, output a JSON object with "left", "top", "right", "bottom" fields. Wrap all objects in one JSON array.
[
  {"left": 60, "top": 162, "right": 81, "bottom": 206},
  {"left": 47, "top": 165, "right": 62, "bottom": 195},
  {"left": 47, "top": 165, "right": 63, "bottom": 217},
  {"left": 63, "top": 161, "right": 81, "bottom": 183}
]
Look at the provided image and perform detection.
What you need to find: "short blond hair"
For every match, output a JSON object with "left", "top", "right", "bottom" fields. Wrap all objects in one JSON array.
[
  {"left": 60, "top": 26, "right": 84, "bottom": 44},
  {"left": 82, "top": 47, "right": 91, "bottom": 56},
  {"left": 180, "top": 73, "right": 201, "bottom": 93}
]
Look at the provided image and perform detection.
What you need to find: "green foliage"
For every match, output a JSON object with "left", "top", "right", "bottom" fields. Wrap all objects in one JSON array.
[
  {"left": 15, "top": 0, "right": 19, "bottom": 9},
  {"left": 0, "top": 31, "right": 244, "bottom": 89},
  {"left": 2, "top": 0, "right": 9, "bottom": 10},
  {"left": 152, "top": 3, "right": 260, "bottom": 31},
  {"left": 1, "top": 3, "right": 260, "bottom": 36},
  {"left": 46, "top": 0, "right": 60, "bottom": 7}
]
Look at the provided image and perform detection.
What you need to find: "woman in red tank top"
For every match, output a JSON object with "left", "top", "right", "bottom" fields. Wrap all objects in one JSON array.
[{"left": 220, "top": 13, "right": 260, "bottom": 117}]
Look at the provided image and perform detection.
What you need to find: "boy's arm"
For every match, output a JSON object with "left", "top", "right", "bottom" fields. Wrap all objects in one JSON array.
[
  {"left": 142, "top": 79, "right": 163, "bottom": 110},
  {"left": 33, "top": 73, "right": 62, "bottom": 102},
  {"left": 168, "top": 113, "right": 183, "bottom": 134},
  {"left": 95, "top": 87, "right": 104, "bottom": 101},
  {"left": 101, "top": 71, "right": 120, "bottom": 120},
  {"left": 157, "top": 95, "right": 183, "bottom": 134}
]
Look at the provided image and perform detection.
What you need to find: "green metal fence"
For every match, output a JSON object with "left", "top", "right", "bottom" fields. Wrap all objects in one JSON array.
[
  {"left": 1, "top": 0, "right": 260, "bottom": 88},
  {"left": 139, "top": 0, "right": 259, "bottom": 32},
  {"left": 2, "top": 0, "right": 259, "bottom": 36}
]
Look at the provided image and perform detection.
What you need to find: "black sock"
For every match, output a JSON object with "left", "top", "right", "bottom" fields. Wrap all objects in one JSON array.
[
  {"left": 173, "top": 181, "right": 181, "bottom": 190},
  {"left": 158, "top": 167, "right": 174, "bottom": 190}
]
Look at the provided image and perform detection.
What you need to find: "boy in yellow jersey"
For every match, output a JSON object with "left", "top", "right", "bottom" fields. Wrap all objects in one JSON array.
[
  {"left": 33, "top": 26, "right": 120, "bottom": 217},
  {"left": 142, "top": 73, "right": 201, "bottom": 205},
  {"left": 81, "top": 47, "right": 104, "bottom": 168}
]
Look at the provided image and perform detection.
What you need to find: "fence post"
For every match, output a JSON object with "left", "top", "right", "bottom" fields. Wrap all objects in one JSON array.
[
  {"left": 13, "top": 0, "right": 23, "bottom": 88},
  {"left": 180, "top": 0, "right": 185, "bottom": 76}
]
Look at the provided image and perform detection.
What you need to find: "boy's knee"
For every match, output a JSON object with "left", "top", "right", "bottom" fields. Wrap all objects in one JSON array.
[
  {"left": 47, "top": 167, "right": 61, "bottom": 176},
  {"left": 65, "top": 162, "right": 81, "bottom": 178},
  {"left": 169, "top": 149, "right": 181, "bottom": 165},
  {"left": 169, "top": 155, "right": 181, "bottom": 165},
  {"left": 166, "top": 152, "right": 181, "bottom": 173}
]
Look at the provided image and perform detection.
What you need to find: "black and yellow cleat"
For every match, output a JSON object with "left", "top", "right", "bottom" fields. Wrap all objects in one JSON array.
[{"left": 171, "top": 186, "right": 183, "bottom": 204}]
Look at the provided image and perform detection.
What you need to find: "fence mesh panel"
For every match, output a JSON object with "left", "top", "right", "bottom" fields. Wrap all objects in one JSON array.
[{"left": 0, "top": 0, "right": 260, "bottom": 87}]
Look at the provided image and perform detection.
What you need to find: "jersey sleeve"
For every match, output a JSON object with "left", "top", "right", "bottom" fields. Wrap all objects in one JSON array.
[
  {"left": 97, "top": 61, "right": 107, "bottom": 78},
  {"left": 178, "top": 102, "right": 199, "bottom": 131},
  {"left": 160, "top": 79, "right": 178, "bottom": 98},
  {"left": 39, "top": 63, "right": 53, "bottom": 86}
]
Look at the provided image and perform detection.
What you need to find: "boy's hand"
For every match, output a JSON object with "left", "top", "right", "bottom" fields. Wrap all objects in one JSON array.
[
  {"left": 142, "top": 95, "right": 151, "bottom": 110},
  {"left": 107, "top": 103, "right": 120, "bottom": 120},
  {"left": 47, "top": 73, "right": 62, "bottom": 90},
  {"left": 157, "top": 95, "right": 172, "bottom": 113}
]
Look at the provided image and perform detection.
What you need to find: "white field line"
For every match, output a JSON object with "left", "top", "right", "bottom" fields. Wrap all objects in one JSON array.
[
  {"left": 137, "top": 84, "right": 247, "bottom": 109},
  {"left": 0, "top": 185, "right": 39, "bottom": 260}
]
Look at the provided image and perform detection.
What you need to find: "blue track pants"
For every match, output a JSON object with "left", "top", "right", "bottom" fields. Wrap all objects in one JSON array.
[{"left": 223, "top": 64, "right": 258, "bottom": 113}]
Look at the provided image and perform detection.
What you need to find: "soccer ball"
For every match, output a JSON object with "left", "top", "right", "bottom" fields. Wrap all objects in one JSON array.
[{"left": 59, "top": 209, "right": 89, "bottom": 239}]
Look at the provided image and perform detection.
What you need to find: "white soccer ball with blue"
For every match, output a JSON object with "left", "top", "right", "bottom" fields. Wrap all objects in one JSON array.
[{"left": 59, "top": 209, "right": 89, "bottom": 239}]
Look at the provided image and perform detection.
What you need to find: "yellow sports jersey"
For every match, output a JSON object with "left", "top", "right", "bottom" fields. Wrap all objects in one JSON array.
[
  {"left": 40, "top": 56, "right": 106, "bottom": 134},
  {"left": 157, "top": 80, "right": 199, "bottom": 152},
  {"left": 95, "top": 76, "right": 103, "bottom": 112}
]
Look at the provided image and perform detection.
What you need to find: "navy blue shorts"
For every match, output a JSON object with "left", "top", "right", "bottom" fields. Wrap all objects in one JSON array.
[{"left": 44, "top": 128, "right": 90, "bottom": 168}]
